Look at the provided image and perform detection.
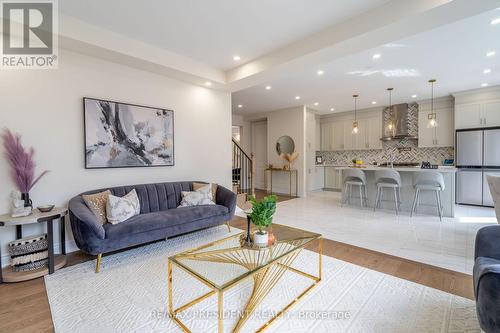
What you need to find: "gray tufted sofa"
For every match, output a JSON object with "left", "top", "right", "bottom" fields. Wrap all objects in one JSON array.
[{"left": 68, "top": 181, "right": 236, "bottom": 272}]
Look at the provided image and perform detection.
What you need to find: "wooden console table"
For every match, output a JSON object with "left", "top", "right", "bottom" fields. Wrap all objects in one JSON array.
[
  {"left": 265, "top": 168, "right": 298, "bottom": 197},
  {"left": 0, "top": 207, "right": 68, "bottom": 283}
]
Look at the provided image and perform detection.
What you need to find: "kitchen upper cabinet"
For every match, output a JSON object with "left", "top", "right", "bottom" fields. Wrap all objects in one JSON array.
[
  {"left": 367, "top": 115, "right": 383, "bottom": 149},
  {"left": 454, "top": 102, "right": 500, "bottom": 129},
  {"left": 320, "top": 123, "right": 332, "bottom": 151},
  {"left": 482, "top": 101, "right": 500, "bottom": 127},
  {"left": 332, "top": 121, "right": 344, "bottom": 150},
  {"left": 455, "top": 104, "right": 481, "bottom": 129},
  {"left": 418, "top": 107, "right": 454, "bottom": 147}
]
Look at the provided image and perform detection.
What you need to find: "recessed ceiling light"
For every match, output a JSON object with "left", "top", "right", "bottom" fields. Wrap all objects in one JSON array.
[
  {"left": 314, "top": 102, "right": 319, "bottom": 106},
  {"left": 265, "top": 85, "right": 272, "bottom": 90},
  {"left": 233, "top": 55, "right": 241, "bottom": 61},
  {"left": 482, "top": 83, "right": 489, "bottom": 87},
  {"left": 411, "top": 94, "right": 417, "bottom": 98},
  {"left": 317, "top": 70, "right": 324, "bottom": 76},
  {"left": 484, "top": 69, "right": 492, "bottom": 74},
  {"left": 372, "top": 53, "right": 381, "bottom": 60},
  {"left": 491, "top": 18, "right": 500, "bottom": 25},
  {"left": 295, "top": 96, "right": 301, "bottom": 100},
  {"left": 205, "top": 81, "right": 212, "bottom": 87},
  {"left": 371, "top": 101, "right": 377, "bottom": 105},
  {"left": 237, "top": 104, "right": 243, "bottom": 108},
  {"left": 330, "top": 108, "right": 335, "bottom": 111},
  {"left": 487, "top": 51, "right": 496, "bottom": 57}
]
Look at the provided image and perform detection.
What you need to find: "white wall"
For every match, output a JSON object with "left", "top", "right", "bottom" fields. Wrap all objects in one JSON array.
[
  {"left": 0, "top": 50, "right": 232, "bottom": 265},
  {"left": 265, "top": 106, "right": 306, "bottom": 197}
]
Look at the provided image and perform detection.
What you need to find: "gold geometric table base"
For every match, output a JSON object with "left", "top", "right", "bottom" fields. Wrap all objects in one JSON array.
[{"left": 168, "top": 237, "right": 322, "bottom": 333}]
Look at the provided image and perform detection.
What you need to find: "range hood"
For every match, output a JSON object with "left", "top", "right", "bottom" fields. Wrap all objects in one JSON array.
[{"left": 381, "top": 103, "right": 418, "bottom": 141}]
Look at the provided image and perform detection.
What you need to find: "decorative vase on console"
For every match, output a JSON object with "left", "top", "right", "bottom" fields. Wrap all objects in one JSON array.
[
  {"left": 2, "top": 129, "right": 48, "bottom": 216},
  {"left": 249, "top": 194, "right": 277, "bottom": 247}
]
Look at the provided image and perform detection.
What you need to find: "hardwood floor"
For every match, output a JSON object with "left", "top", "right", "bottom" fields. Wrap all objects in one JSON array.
[{"left": 0, "top": 214, "right": 474, "bottom": 333}]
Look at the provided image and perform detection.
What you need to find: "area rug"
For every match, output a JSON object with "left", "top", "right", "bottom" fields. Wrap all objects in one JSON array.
[{"left": 45, "top": 226, "right": 480, "bottom": 333}]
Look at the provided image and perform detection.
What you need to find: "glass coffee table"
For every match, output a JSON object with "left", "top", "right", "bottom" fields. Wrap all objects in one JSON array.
[{"left": 168, "top": 224, "right": 322, "bottom": 333}]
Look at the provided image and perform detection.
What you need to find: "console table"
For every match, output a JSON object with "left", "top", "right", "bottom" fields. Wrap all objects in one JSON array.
[
  {"left": 265, "top": 168, "right": 298, "bottom": 197},
  {"left": 0, "top": 207, "right": 68, "bottom": 283}
]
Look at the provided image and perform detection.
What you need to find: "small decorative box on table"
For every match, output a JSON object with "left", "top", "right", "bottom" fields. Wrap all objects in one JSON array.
[{"left": 0, "top": 207, "right": 68, "bottom": 283}]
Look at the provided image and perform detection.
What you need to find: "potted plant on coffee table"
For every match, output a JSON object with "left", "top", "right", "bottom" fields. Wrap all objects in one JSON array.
[{"left": 249, "top": 195, "right": 277, "bottom": 246}]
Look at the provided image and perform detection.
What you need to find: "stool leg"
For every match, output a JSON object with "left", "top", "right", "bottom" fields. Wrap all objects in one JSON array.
[
  {"left": 435, "top": 190, "right": 443, "bottom": 221},
  {"left": 374, "top": 186, "right": 380, "bottom": 212},
  {"left": 341, "top": 183, "right": 348, "bottom": 206},
  {"left": 411, "top": 189, "right": 419, "bottom": 217},
  {"left": 348, "top": 184, "right": 352, "bottom": 205},
  {"left": 364, "top": 186, "right": 368, "bottom": 208},
  {"left": 398, "top": 187, "right": 402, "bottom": 209},
  {"left": 378, "top": 187, "right": 383, "bottom": 209},
  {"left": 359, "top": 185, "right": 364, "bottom": 208},
  {"left": 393, "top": 188, "right": 399, "bottom": 215},
  {"left": 416, "top": 189, "right": 420, "bottom": 214}
]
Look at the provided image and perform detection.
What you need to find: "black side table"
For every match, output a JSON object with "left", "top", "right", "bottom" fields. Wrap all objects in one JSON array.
[{"left": 0, "top": 207, "right": 68, "bottom": 283}]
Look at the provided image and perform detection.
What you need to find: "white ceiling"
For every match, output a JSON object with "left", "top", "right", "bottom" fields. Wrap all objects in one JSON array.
[
  {"left": 59, "top": 0, "right": 390, "bottom": 71},
  {"left": 233, "top": 9, "right": 500, "bottom": 115}
]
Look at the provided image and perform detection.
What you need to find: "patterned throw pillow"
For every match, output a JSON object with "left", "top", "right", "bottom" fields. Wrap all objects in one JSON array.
[
  {"left": 179, "top": 184, "right": 215, "bottom": 207},
  {"left": 193, "top": 182, "right": 218, "bottom": 202},
  {"left": 106, "top": 189, "right": 141, "bottom": 225},
  {"left": 82, "top": 190, "right": 111, "bottom": 225}
]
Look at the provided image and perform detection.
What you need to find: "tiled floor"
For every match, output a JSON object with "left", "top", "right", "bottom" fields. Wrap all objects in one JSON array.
[{"left": 270, "top": 190, "right": 497, "bottom": 274}]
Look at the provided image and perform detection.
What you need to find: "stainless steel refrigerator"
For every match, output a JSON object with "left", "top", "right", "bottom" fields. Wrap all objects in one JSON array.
[{"left": 456, "top": 128, "right": 500, "bottom": 207}]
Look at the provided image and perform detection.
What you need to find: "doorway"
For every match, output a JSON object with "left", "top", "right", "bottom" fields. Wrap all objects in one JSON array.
[{"left": 252, "top": 120, "right": 267, "bottom": 190}]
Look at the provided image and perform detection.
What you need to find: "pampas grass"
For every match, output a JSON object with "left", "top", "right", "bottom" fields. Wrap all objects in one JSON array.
[{"left": 2, "top": 129, "right": 48, "bottom": 193}]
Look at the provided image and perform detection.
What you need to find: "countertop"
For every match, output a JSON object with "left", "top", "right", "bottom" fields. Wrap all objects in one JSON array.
[{"left": 315, "top": 164, "right": 457, "bottom": 173}]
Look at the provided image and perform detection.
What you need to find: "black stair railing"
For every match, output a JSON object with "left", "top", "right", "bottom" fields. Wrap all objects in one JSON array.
[{"left": 232, "top": 138, "right": 255, "bottom": 196}]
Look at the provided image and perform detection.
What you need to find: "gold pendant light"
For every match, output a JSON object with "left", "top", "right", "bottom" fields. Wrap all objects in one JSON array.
[
  {"left": 427, "top": 79, "right": 438, "bottom": 128},
  {"left": 352, "top": 94, "right": 359, "bottom": 134},
  {"left": 387, "top": 88, "right": 394, "bottom": 134}
]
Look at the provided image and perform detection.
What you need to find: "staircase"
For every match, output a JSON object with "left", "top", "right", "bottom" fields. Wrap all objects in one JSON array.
[{"left": 232, "top": 138, "right": 255, "bottom": 206}]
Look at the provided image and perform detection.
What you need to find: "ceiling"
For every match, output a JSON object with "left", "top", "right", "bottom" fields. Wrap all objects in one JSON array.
[
  {"left": 59, "top": 0, "right": 390, "bottom": 70},
  {"left": 233, "top": 8, "right": 500, "bottom": 115},
  {"left": 54, "top": 0, "right": 500, "bottom": 116}
]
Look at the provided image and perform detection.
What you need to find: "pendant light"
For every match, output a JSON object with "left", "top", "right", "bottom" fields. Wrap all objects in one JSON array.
[
  {"left": 352, "top": 94, "right": 359, "bottom": 134},
  {"left": 427, "top": 79, "right": 438, "bottom": 128},
  {"left": 387, "top": 88, "right": 394, "bottom": 134}
]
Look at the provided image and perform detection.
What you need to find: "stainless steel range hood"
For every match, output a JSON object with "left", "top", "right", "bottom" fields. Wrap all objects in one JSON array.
[{"left": 381, "top": 103, "right": 418, "bottom": 141}]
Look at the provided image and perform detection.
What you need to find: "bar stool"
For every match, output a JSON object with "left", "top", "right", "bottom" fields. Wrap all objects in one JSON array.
[
  {"left": 342, "top": 169, "right": 367, "bottom": 207},
  {"left": 411, "top": 171, "right": 445, "bottom": 221},
  {"left": 373, "top": 169, "right": 402, "bottom": 214}
]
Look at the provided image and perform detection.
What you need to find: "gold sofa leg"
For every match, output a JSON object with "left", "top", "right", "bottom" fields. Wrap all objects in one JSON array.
[
  {"left": 226, "top": 221, "right": 231, "bottom": 233},
  {"left": 95, "top": 253, "right": 102, "bottom": 273}
]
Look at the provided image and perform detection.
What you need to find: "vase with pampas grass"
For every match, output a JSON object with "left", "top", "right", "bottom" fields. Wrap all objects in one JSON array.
[
  {"left": 2, "top": 129, "right": 48, "bottom": 208},
  {"left": 280, "top": 152, "right": 299, "bottom": 170}
]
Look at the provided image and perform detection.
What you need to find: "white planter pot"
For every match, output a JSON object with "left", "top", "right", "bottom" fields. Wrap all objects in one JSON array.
[{"left": 254, "top": 231, "right": 268, "bottom": 246}]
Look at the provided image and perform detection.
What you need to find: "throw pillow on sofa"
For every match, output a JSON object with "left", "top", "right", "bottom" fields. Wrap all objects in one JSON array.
[
  {"left": 179, "top": 184, "right": 215, "bottom": 207},
  {"left": 82, "top": 190, "right": 111, "bottom": 225},
  {"left": 106, "top": 189, "right": 141, "bottom": 224},
  {"left": 193, "top": 182, "right": 218, "bottom": 202}
]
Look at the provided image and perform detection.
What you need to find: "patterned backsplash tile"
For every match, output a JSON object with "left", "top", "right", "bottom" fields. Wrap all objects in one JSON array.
[
  {"left": 317, "top": 102, "right": 454, "bottom": 165},
  {"left": 317, "top": 144, "right": 454, "bottom": 166}
]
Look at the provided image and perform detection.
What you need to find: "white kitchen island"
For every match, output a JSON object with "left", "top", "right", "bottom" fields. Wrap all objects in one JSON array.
[{"left": 332, "top": 166, "right": 457, "bottom": 217}]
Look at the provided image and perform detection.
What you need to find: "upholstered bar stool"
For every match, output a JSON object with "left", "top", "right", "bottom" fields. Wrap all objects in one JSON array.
[
  {"left": 373, "top": 169, "right": 402, "bottom": 214},
  {"left": 411, "top": 171, "right": 445, "bottom": 221},
  {"left": 342, "top": 169, "right": 367, "bottom": 207}
]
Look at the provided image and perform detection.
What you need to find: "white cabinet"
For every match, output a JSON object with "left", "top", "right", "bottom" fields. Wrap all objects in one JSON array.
[
  {"left": 418, "top": 107, "right": 454, "bottom": 147},
  {"left": 324, "top": 167, "right": 342, "bottom": 190},
  {"left": 320, "top": 123, "right": 332, "bottom": 151},
  {"left": 343, "top": 121, "right": 354, "bottom": 150},
  {"left": 455, "top": 101, "right": 500, "bottom": 129},
  {"left": 332, "top": 121, "right": 344, "bottom": 150},
  {"left": 353, "top": 115, "right": 382, "bottom": 150},
  {"left": 483, "top": 101, "right": 500, "bottom": 127}
]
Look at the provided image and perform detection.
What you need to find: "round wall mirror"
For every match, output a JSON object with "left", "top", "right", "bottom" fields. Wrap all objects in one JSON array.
[{"left": 276, "top": 136, "right": 295, "bottom": 155}]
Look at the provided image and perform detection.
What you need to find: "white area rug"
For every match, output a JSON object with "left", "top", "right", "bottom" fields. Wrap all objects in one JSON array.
[{"left": 45, "top": 226, "right": 479, "bottom": 333}]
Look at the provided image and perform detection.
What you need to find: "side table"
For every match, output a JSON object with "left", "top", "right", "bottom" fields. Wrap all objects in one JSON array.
[{"left": 0, "top": 207, "right": 68, "bottom": 283}]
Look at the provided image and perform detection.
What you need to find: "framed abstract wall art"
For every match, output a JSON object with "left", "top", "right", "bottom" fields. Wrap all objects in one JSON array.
[{"left": 83, "top": 97, "right": 174, "bottom": 168}]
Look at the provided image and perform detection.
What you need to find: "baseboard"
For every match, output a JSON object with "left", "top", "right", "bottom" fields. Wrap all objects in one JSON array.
[{"left": 1, "top": 240, "right": 79, "bottom": 268}]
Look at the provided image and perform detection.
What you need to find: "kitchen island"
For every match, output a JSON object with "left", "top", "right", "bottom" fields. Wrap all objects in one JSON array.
[{"left": 318, "top": 165, "right": 457, "bottom": 217}]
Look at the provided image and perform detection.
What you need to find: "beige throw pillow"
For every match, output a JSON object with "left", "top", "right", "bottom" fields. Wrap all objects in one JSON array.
[
  {"left": 106, "top": 189, "right": 141, "bottom": 224},
  {"left": 193, "top": 182, "right": 218, "bottom": 202},
  {"left": 82, "top": 190, "right": 111, "bottom": 225},
  {"left": 179, "top": 184, "right": 215, "bottom": 207}
]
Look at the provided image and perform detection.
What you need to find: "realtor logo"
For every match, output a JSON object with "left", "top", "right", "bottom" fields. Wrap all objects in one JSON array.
[{"left": 1, "top": 0, "right": 58, "bottom": 69}]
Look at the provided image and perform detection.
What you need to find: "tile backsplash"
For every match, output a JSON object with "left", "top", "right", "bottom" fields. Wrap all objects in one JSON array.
[{"left": 317, "top": 140, "right": 454, "bottom": 166}]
